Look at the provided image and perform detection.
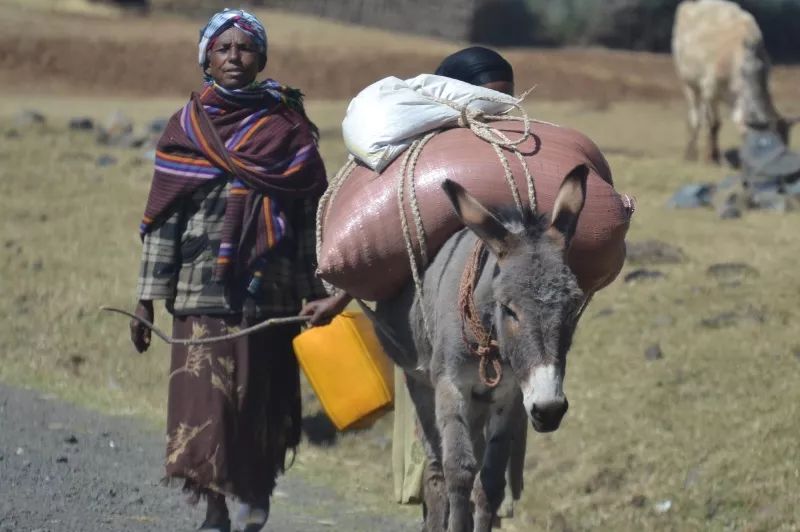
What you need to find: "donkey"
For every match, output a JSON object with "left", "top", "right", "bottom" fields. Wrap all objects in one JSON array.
[{"left": 372, "top": 165, "right": 588, "bottom": 531}]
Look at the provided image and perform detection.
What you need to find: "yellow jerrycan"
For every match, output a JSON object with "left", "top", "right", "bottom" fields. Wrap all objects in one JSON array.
[{"left": 293, "top": 311, "right": 394, "bottom": 430}]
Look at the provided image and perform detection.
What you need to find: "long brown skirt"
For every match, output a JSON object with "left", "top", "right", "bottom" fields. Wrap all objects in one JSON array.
[{"left": 164, "top": 314, "right": 301, "bottom": 505}]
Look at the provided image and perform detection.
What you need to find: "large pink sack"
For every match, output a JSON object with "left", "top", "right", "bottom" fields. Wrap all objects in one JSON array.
[{"left": 318, "top": 120, "right": 633, "bottom": 301}]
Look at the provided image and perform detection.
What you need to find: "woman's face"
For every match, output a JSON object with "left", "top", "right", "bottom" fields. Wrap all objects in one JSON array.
[{"left": 205, "top": 27, "right": 263, "bottom": 89}]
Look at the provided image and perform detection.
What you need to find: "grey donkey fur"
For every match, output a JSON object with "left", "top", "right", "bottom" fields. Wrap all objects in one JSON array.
[{"left": 372, "top": 165, "right": 589, "bottom": 532}]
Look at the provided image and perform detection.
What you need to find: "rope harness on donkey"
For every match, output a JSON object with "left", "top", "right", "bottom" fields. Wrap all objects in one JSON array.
[{"left": 457, "top": 241, "right": 502, "bottom": 387}]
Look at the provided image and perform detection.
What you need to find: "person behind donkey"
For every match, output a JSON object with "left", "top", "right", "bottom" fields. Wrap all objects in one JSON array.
[
  {"left": 392, "top": 45, "right": 527, "bottom": 520},
  {"left": 129, "top": 9, "right": 349, "bottom": 532}
]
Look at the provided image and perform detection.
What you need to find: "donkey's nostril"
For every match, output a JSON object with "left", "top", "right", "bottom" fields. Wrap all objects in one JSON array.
[{"left": 531, "top": 398, "right": 568, "bottom": 423}]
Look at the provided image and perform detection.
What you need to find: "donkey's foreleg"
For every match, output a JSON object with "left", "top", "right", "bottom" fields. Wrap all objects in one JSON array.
[
  {"left": 472, "top": 398, "right": 517, "bottom": 531},
  {"left": 406, "top": 376, "right": 447, "bottom": 532},
  {"left": 435, "top": 378, "right": 477, "bottom": 532}
]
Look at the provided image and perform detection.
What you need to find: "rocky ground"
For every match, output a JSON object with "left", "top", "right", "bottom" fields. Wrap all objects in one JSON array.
[{"left": 0, "top": 383, "right": 419, "bottom": 532}]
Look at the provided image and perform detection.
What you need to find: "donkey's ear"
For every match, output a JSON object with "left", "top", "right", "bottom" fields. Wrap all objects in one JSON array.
[
  {"left": 546, "top": 164, "right": 588, "bottom": 250},
  {"left": 442, "top": 179, "right": 514, "bottom": 258}
]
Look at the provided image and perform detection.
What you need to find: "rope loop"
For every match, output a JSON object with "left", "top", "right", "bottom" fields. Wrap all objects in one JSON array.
[{"left": 458, "top": 241, "right": 503, "bottom": 387}]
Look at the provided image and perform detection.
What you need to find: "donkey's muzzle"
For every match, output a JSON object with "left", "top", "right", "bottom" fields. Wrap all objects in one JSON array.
[{"left": 530, "top": 397, "right": 569, "bottom": 433}]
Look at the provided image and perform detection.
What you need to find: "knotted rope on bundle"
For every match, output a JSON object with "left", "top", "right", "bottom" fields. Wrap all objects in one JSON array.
[{"left": 316, "top": 90, "right": 539, "bottom": 378}]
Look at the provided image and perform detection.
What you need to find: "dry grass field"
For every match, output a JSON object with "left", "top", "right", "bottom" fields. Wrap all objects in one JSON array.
[{"left": 1, "top": 4, "right": 800, "bottom": 532}]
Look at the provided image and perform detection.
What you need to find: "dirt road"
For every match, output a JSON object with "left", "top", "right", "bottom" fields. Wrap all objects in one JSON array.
[{"left": 0, "top": 383, "right": 419, "bottom": 532}]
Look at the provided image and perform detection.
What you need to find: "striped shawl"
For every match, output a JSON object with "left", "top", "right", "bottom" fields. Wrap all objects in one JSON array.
[{"left": 141, "top": 81, "right": 326, "bottom": 282}]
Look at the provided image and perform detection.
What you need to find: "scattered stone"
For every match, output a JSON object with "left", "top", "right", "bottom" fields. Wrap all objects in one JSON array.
[
  {"left": 121, "top": 133, "right": 149, "bottom": 149},
  {"left": 47, "top": 422, "right": 65, "bottom": 431},
  {"left": 96, "top": 154, "right": 118, "bottom": 167},
  {"left": 31, "top": 259, "right": 43, "bottom": 272},
  {"left": 316, "top": 519, "right": 336, "bottom": 527},
  {"left": 718, "top": 205, "right": 742, "bottom": 219},
  {"left": 139, "top": 148, "right": 156, "bottom": 162},
  {"left": 97, "top": 111, "right": 148, "bottom": 148},
  {"left": 102, "top": 111, "right": 133, "bottom": 137},
  {"left": 64, "top": 435, "right": 79, "bottom": 445},
  {"left": 752, "top": 190, "right": 791, "bottom": 212},
  {"left": 630, "top": 494, "right": 647, "bottom": 508},
  {"left": 56, "top": 456, "right": 69, "bottom": 464},
  {"left": 700, "top": 312, "right": 739, "bottom": 329},
  {"left": 706, "top": 262, "right": 759, "bottom": 281},
  {"left": 624, "top": 269, "right": 666, "bottom": 283},
  {"left": 626, "top": 240, "right": 686, "bottom": 265},
  {"left": 654, "top": 499, "right": 673, "bottom": 514},
  {"left": 69, "top": 117, "right": 94, "bottom": 131},
  {"left": 147, "top": 117, "right": 169, "bottom": 135},
  {"left": 15, "top": 110, "right": 46, "bottom": 127},
  {"left": 108, "top": 488, "right": 117, "bottom": 498},
  {"left": 700, "top": 306, "right": 765, "bottom": 329},
  {"left": 667, "top": 183, "right": 714, "bottom": 209},
  {"left": 15, "top": 447, "right": 24, "bottom": 456},
  {"left": 109, "top": 440, "right": 117, "bottom": 449},
  {"left": 645, "top": 343, "right": 663, "bottom": 361}
]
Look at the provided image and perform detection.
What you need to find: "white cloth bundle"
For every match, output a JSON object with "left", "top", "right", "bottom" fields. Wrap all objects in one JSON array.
[{"left": 342, "top": 74, "right": 520, "bottom": 172}]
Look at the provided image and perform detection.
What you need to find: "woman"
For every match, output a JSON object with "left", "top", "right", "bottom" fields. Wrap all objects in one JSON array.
[
  {"left": 393, "top": 45, "right": 526, "bottom": 520},
  {"left": 129, "top": 9, "right": 348, "bottom": 532}
]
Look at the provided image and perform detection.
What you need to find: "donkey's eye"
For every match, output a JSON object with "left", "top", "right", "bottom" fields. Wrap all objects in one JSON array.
[{"left": 500, "top": 303, "right": 518, "bottom": 321}]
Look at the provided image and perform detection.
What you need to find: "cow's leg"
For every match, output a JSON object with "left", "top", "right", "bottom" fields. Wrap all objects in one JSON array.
[
  {"left": 406, "top": 376, "right": 447, "bottom": 532},
  {"left": 704, "top": 97, "right": 722, "bottom": 163},
  {"left": 472, "top": 398, "right": 516, "bottom": 532},
  {"left": 436, "top": 378, "right": 476, "bottom": 532},
  {"left": 698, "top": 78, "right": 722, "bottom": 164},
  {"left": 683, "top": 84, "right": 702, "bottom": 161}
]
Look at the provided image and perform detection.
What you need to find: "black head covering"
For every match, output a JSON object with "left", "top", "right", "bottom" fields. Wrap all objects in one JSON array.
[{"left": 435, "top": 46, "right": 513, "bottom": 86}]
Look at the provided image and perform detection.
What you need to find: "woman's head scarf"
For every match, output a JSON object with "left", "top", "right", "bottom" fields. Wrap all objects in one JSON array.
[
  {"left": 198, "top": 9, "right": 268, "bottom": 73},
  {"left": 435, "top": 46, "right": 513, "bottom": 86}
]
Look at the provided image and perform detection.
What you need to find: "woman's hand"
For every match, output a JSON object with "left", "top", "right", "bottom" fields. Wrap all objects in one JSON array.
[
  {"left": 130, "top": 299, "right": 154, "bottom": 353},
  {"left": 299, "top": 291, "right": 353, "bottom": 327}
]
